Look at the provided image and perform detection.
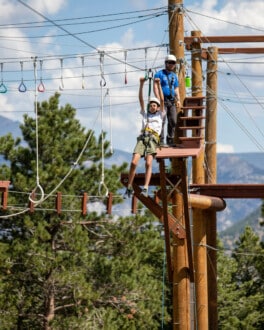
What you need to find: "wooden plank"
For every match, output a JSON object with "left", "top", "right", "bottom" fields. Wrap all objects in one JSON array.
[
  {"left": 185, "top": 35, "right": 264, "bottom": 45},
  {"left": 121, "top": 173, "right": 180, "bottom": 187},
  {"left": 156, "top": 146, "right": 203, "bottom": 159},
  {"left": 190, "top": 184, "right": 264, "bottom": 198}
]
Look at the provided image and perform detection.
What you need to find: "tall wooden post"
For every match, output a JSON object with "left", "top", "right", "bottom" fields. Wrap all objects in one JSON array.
[
  {"left": 191, "top": 30, "right": 209, "bottom": 329},
  {"left": 169, "top": 1, "right": 190, "bottom": 329},
  {"left": 191, "top": 30, "right": 204, "bottom": 183},
  {"left": 205, "top": 46, "right": 218, "bottom": 330}
]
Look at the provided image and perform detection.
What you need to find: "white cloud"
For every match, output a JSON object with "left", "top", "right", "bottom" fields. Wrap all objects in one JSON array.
[
  {"left": 187, "top": 0, "right": 264, "bottom": 36},
  {"left": 217, "top": 143, "right": 234, "bottom": 153},
  {"left": 27, "top": 0, "right": 65, "bottom": 15}
]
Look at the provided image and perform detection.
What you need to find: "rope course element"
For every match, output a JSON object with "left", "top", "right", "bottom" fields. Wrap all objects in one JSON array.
[
  {"left": 81, "top": 56, "right": 85, "bottom": 89},
  {"left": 59, "top": 58, "right": 64, "bottom": 90},
  {"left": 28, "top": 56, "right": 45, "bottom": 205},
  {"left": 98, "top": 52, "right": 108, "bottom": 197},
  {"left": 104, "top": 88, "right": 113, "bottom": 154},
  {"left": 18, "top": 61, "right": 27, "bottom": 92},
  {"left": 124, "top": 50, "right": 128, "bottom": 84},
  {"left": 0, "top": 63, "right": 7, "bottom": 93},
  {"left": 37, "top": 60, "right": 45, "bottom": 92}
]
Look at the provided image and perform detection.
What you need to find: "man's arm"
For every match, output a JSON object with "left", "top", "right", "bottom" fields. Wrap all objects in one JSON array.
[
  {"left": 154, "top": 78, "right": 164, "bottom": 112},
  {"left": 175, "top": 86, "right": 181, "bottom": 108}
]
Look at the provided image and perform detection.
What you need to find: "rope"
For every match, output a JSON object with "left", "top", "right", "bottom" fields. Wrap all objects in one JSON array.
[
  {"left": 81, "top": 56, "right": 85, "bottom": 89},
  {"left": 0, "top": 108, "right": 101, "bottom": 219},
  {"left": 98, "top": 52, "right": 108, "bottom": 197},
  {"left": 59, "top": 58, "right": 64, "bottom": 90},
  {"left": 28, "top": 57, "right": 45, "bottom": 205},
  {"left": 104, "top": 88, "right": 113, "bottom": 154}
]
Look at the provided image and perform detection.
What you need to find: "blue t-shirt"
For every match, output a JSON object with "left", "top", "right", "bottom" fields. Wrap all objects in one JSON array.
[{"left": 154, "top": 69, "right": 179, "bottom": 98}]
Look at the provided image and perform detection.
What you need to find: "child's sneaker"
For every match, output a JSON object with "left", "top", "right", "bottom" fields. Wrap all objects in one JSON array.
[
  {"left": 124, "top": 187, "right": 133, "bottom": 199},
  {"left": 141, "top": 188, "right": 148, "bottom": 197}
]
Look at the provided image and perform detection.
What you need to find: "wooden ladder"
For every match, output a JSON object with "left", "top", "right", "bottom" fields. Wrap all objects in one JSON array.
[{"left": 178, "top": 96, "right": 205, "bottom": 148}]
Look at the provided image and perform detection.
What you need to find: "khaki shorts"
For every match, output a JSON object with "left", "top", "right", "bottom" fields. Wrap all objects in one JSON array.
[{"left": 133, "top": 135, "right": 159, "bottom": 157}]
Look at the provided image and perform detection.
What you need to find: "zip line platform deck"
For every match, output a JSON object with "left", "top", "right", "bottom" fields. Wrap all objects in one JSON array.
[{"left": 155, "top": 145, "right": 203, "bottom": 159}]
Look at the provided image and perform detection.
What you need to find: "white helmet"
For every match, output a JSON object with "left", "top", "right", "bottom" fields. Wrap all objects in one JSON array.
[
  {"left": 149, "top": 97, "right": 160, "bottom": 106},
  {"left": 165, "top": 54, "right": 177, "bottom": 63}
]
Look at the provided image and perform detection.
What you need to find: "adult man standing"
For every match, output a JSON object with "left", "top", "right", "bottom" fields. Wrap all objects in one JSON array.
[{"left": 154, "top": 54, "right": 181, "bottom": 146}]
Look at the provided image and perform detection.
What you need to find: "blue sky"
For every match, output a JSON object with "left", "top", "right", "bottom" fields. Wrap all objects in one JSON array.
[{"left": 0, "top": 0, "right": 264, "bottom": 154}]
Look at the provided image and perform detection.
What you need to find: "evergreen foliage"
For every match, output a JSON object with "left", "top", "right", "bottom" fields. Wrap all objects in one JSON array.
[
  {"left": 218, "top": 226, "right": 264, "bottom": 329},
  {"left": 0, "top": 93, "right": 263, "bottom": 329},
  {"left": 0, "top": 94, "right": 171, "bottom": 329}
]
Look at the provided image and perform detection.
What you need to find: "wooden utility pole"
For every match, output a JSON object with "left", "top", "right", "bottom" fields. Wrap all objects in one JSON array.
[
  {"left": 205, "top": 46, "right": 218, "bottom": 330},
  {"left": 190, "top": 30, "right": 209, "bottom": 329},
  {"left": 169, "top": 1, "right": 190, "bottom": 329}
]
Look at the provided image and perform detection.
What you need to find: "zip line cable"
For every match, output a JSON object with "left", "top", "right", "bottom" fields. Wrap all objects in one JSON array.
[
  {"left": 16, "top": 0, "right": 151, "bottom": 72},
  {"left": 1, "top": 7, "right": 167, "bottom": 28},
  {"left": 3, "top": 13, "right": 165, "bottom": 40},
  {"left": 0, "top": 11, "right": 166, "bottom": 30}
]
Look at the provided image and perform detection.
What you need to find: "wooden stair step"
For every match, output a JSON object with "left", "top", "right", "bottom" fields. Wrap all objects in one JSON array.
[
  {"left": 181, "top": 105, "right": 205, "bottom": 110},
  {"left": 181, "top": 116, "right": 205, "bottom": 120},
  {"left": 179, "top": 136, "right": 203, "bottom": 141},
  {"left": 179, "top": 126, "right": 205, "bottom": 130}
]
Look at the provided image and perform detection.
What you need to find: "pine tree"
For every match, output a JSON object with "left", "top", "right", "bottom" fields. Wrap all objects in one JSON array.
[
  {"left": 0, "top": 93, "right": 171, "bottom": 329},
  {"left": 218, "top": 227, "right": 264, "bottom": 329}
]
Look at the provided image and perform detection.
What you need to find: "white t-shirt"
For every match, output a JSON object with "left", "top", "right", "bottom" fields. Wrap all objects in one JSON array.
[{"left": 141, "top": 109, "right": 164, "bottom": 135}]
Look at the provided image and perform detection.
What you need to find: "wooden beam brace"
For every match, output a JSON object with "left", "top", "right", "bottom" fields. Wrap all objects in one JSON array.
[
  {"left": 156, "top": 190, "right": 226, "bottom": 211},
  {"left": 131, "top": 182, "right": 186, "bottom": 239},
  {"left": 185, "top": 35, "right": 264, "bottom": 48},
  {"left": 121, "top": 172, "right": 180, "bottom": 187},
  {"left": 201, "top": 48, "right": 264, "bottom": 59},
  {"left": 190, "top": 184, "right": 264, "bottom": 198},
  {"left": 189, "top": 194, "right": 226, "bottom": 211}
]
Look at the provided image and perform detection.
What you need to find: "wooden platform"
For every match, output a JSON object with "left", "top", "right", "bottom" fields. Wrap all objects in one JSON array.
[{"left": 156, "top": 145, "right": 203, "bottom": 159}]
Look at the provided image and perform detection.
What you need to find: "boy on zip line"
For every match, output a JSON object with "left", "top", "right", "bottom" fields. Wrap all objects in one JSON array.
[{"left": 124, "top": 77, "right": 165, "bottom": 198}]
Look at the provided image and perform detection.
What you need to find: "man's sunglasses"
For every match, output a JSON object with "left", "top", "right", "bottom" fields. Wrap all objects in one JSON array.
[{"left": 166, "top": 61, "right": 176, "bottom": 65}]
